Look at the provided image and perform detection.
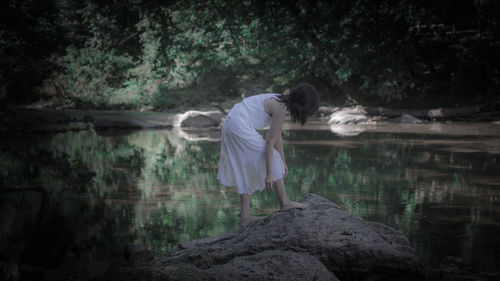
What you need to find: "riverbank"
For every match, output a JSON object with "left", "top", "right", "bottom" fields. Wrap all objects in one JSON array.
[
  {"left": 319, "top": 103, "right": 500, "bottom": 123},
  {"left": 2, "top": 102, "right": 500, "bottom": 136},
  {"left": 0, "top": 107, "right": 173, "bottom": 135}
]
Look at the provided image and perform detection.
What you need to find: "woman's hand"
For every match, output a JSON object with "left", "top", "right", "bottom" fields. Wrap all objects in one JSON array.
[
  {"left": 265, "top": 173, "right": 274, "bottom": 190},
  {"left": 284, "top": 162, "right": 288, "bottom": 178}
]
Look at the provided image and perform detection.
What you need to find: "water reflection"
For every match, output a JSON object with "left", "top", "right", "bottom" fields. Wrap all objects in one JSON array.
[
  {"left": 1, "top": 122, "right": 499, "bottom": 273},
  {"left": 329, "top": 124, "right": 367, "bottom": 136}
]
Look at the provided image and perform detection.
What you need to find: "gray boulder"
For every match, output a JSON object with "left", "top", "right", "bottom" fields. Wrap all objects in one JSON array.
[
  {"left": 102, "top": 250, "right": 338, "bottom": 281},
  {"left": 209, "top": 250, "right": 339, "bottom": 281},
  {"left": 328, "top": 106, "right": 369, "bottom": 124},
  {"left": 153, "top": 193, "right": 421, "bottom": 281},
  {"left": 175, "top": 110, "right": 224, "bottom": 128},
  {"left": 399, "top": 114, "right": 423, "bottom": 124},
  {"left": 329, "top": 124, "right": 367, "bottom": 137}
]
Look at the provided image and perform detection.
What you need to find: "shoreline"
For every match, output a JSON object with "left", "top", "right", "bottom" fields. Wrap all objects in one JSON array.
[{"left": 1, "top": 104, "right": 499, "bottom": 130}]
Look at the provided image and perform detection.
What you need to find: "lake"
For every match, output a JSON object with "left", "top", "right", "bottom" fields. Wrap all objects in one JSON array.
[{"left": 1, "top": 119, "right": 499, "bottom": 273}]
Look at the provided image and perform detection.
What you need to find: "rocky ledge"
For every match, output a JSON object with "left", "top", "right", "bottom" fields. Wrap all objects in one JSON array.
[
  {"left": 0, "top": 108, "right": 173, "bottom": 135},
  {"left": 101, "top": 193, "right": 422, "bottom": 281}
]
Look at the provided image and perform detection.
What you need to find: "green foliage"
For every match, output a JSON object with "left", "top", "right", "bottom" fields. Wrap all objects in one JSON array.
[
  {"left": 62, "top": 46, "right": 135, "bottom": 107},
  {"left": 152, "top": 69, "right": 238, "bottom": 109},
  {"left": 1, "top": 0, "right": 499, "bottom": 108},
  {"left": 153, "top": 84, "right": 187, "bottom": 109}
]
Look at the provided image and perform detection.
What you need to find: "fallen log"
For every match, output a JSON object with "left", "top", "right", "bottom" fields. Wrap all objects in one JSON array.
[{"left": 321, "top": 100, "right": 500, "bottom": 121}]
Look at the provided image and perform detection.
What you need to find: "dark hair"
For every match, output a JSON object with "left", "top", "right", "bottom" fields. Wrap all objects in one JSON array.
[{"left": 276, "top": 82, "right": 320, "bottom": 125}]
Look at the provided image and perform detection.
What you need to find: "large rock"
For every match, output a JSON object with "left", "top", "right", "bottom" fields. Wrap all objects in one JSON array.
[
  {"left": 329, "top": 124, "right": 367, "bottom": 137},
  {"left": 399, "top": 114, "right": 423, "bottom": 124},
  {"left": 103, "top": 250, "right": 337, "bottom": 281},
  {"left": 152, "top": 193, "right": 421, "bottom": 281},
  {"left": 175, "top": 110, "right": 223, "bottom": 128},
  {"left": 102, "top": 263, "right": 210, "bottom": 281},
  {"left": 328, "top": 106, "right": 369, "bottom": 124},
  {"left": 208, "top": 250, "right": 339, "bottom": 281}
]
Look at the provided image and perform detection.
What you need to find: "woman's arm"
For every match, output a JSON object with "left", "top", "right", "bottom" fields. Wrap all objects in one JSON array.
[
  {"left": 275, "top": 133, "right": 288, "bottom": 177},
  {"left": 265, "top": 101, "right": 287, "bottom": 190},
  {"left": 275, "top": 133, "right": 285, "bottom": 163}
]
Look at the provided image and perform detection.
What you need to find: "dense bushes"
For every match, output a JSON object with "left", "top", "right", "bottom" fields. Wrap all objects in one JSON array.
[
  {"left": 62, "top": 47, "right": 135, "bottom": 107},
  {"left": 1, "top": 0, "right": 499, "bottom": 109}
]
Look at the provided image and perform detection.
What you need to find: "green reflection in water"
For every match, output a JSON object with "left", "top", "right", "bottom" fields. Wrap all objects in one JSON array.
[{"left": 1, "top": 124, "right": 499, "bottom": 273}]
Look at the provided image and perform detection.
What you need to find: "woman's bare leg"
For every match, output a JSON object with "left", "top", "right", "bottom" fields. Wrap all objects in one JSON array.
[
  {"left": 273, "top": 178, "right": 307, "bottom": 211},
  {"left": 240, "top": 194, "right": 264, "bottom": 227}
]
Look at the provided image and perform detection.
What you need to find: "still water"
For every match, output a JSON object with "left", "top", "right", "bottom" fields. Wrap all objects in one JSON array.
[{"left": 1, "top": 120, "right": 499, "bottom": 272}]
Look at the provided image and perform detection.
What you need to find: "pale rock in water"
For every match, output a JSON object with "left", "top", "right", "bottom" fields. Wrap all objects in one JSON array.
[
  {"left": 399, "top": 114, "right": 423, "bottom": 124},
  {"left": 175, "top": 110, "right": 224, "bottom": 128},
  {"left": 329, "top": 124, "right": 367, "bottom": 137},
  {"left": 328, "top": 106, "right": 369, "bottom": 124}
]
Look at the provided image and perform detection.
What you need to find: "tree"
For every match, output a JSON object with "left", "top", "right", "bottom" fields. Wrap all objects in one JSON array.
[{"left": 1, "top": 0, "right": 498, "bottom": 108}]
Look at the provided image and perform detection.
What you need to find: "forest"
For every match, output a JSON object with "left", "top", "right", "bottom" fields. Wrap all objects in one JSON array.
[
  {"left": 2, "top": 1, "right": 500, "bottom": 280},
  {"left": 1, "top": 0, "right": 499, "bottom": 110}
]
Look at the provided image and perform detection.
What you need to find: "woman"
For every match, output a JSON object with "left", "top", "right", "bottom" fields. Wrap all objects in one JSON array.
[{"left": 217, "top": 82, "right": 320, "bottom": 227}]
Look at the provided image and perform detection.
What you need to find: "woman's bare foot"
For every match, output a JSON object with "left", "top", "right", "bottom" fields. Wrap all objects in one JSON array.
[
  {"left": 280, "top": 201, "right": 307, "bottom": 212},
  {"left": 240, "top": 215, "right": 265, "bottom": 227}
]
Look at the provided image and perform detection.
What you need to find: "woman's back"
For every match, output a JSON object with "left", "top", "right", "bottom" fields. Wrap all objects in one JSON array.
[{"left": 228, "top": 93, "right": 280, "bottom": 130}]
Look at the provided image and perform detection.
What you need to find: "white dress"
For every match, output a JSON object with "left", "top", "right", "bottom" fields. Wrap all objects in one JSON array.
[{"left": 217, "top": 93, "right": 286, "bottom": 195}]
